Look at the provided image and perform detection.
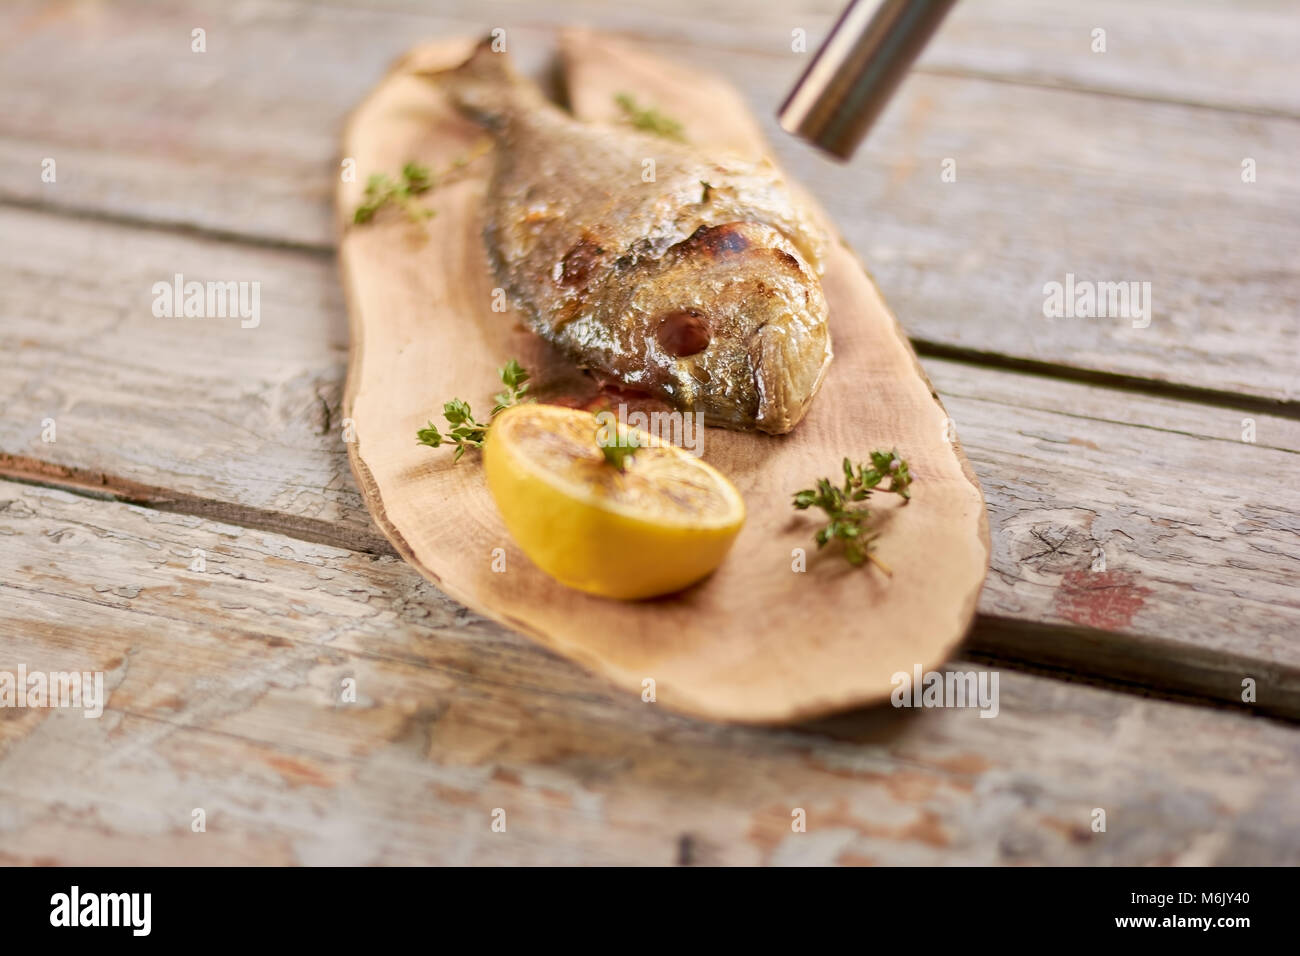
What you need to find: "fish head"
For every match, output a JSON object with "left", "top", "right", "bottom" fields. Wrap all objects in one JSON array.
[{"left": 631, "top": 222, "right": 832, "bottom": 434}]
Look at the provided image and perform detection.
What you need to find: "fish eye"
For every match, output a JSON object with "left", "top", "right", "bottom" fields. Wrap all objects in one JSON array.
[{"left": 656, "top": 309, "right": 711, "bottom": 357}]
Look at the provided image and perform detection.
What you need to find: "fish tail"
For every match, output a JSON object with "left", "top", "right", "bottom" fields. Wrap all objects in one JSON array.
[{"left": 435, "top": 36, "right": 520, "bottom": 130}]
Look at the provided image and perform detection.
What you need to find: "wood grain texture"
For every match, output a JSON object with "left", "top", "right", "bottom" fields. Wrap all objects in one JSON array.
[
  {"left": 0, "top": 205, "right": 381, "bottom": 552},
  {"left": 1, "top": 0, "right": 1295, "bottom": 403},
  {"left": 337, "top": 34, "right": 989, "bottom": 722},
  {"left": 1, "top": 206, "right": 1296, "bottom": 713},
  {"left": 3, "top": 480, "right": 1298, "bottom": 865},
  {"left": 941, "top": 362, "right": 1300, "bottom": 716},
  {"left": 2, "top": 0, "right": 1299, "bottom": 864}
]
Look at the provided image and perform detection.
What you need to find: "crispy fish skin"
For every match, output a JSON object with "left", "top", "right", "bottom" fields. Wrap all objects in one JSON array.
[{"left": 443, "top": 40, "right": 832, "bottom": 434}]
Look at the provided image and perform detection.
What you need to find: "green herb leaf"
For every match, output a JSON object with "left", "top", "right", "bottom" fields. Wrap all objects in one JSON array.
[
  {"left": 415, "top": 359, "right": 532, "bottom": 463},
  {"left": 401, "top": 162, "right": 433, "bottom": 194},
  {"left": 352, "top": 162, "right": 438, "bottom": 225},
  {"left": 492, "top": 358, "right": 531, "bottom": 415},
  {"left": 598, "top": 428, "right": 640, "bottom": 472},
  {"left": 416, "top": 423, "right": 444, "bottom": 449},
  {"left": 791, "top": 450, "right": 913, "bottom": 573},
  {"left": 614, "top": 92, "right": 687, "bottom": 142}
]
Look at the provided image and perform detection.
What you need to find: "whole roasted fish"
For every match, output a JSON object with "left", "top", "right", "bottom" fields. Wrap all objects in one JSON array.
[{"left": 443, "top": 40, "right": 832, "bottom": 434}]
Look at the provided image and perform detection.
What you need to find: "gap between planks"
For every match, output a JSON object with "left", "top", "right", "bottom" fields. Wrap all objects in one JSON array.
[
  {"left": 4, "top": 477, "right": 1300, "bottom": 864},
  {"left": 2, "top": 5, "right": 1296, "bottom": 403},
  {"left": 270, "top": 0, "right": 1300, "bottom": 118},
  {"left": 4, "top": 460, "right": 1297, "bottom": 724},
  {"left": 5, "top": 192, "right": 1294, "bottom": 425},
  {"left": 3, "top": 200, "right": 1296, "bottom": 716}
]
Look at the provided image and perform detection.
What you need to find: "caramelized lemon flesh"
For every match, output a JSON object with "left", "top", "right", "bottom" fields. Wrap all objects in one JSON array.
[{"left": 484, "top": 404, "right": 745, "bottom": 599}]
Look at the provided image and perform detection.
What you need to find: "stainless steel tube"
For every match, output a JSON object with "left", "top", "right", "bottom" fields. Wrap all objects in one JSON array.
[{"left": 779, "top": 0, "right": 958, "bottom": 160}]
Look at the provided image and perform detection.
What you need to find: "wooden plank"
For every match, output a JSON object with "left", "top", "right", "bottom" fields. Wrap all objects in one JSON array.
[
  {"left": 938, "top": 362, "right": 1300, "bottom": 712},
  {"left": 0, "top": 207, "right": 381, "bottom": 552},
  {"left": 2, "top": 210, "right": 1297, "bottom": 713},
  {"left": 921, "top": 0, "right": 1300, "bottom": 116},
  {"left": 3, "top": 480, "right": 1298, "bottom": 865},
  {"left": 307, "top": 0, "right": 1300, "bottom": 115},
  {"left": 1, "top": 1, "right": 1296, "bottom": 402}
]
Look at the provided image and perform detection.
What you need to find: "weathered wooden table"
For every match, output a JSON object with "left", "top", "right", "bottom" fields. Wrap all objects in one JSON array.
[{"left": 1, "top": 0, "right": 1296, "bottom": 865}]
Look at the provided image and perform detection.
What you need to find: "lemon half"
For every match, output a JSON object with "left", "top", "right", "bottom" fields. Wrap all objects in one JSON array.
[{"left": 484, "top": 404, "right": 745, "bottom": 599}]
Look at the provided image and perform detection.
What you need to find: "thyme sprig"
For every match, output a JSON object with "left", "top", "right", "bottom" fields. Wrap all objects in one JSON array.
[
  {"left": 491, "top": 358, "right": 531, "bottom": 414},
  {"left": 353, "top": 145, "right": 492, "bottom": 225},
  {"left": 792, "top": 451, "right": 913, "bottom": 573},
  {"left": 353, "top": 162, "right": 436, "bottom": 225},
  {"left": 416, "top": 360, "right": 530, "bottom": 462},
  {"left": 614, "top": 92, "right": 686, "bottom": 142}
]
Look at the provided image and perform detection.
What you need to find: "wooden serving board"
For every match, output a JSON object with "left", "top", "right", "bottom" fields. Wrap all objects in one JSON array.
[{"left": 337, "top": 30, "right": 989, "bottom": 723}]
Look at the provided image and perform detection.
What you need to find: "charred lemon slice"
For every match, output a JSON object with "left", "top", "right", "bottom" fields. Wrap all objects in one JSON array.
[{"left": 484, "top": 404, "right": 745, "bottom": 599}]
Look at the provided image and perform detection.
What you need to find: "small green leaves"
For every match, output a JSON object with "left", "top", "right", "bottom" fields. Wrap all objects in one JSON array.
[
  {"left": 856, "top": 451, "right": 911, "bottom": 500},
  {"left": 442, "top": 398, "right": 474, "bottom": 425},
  {"left": 492, "top": 358, "right": 530, "bottom": 415},
  {"left": 353, "top": 162, "right": 436, "bottom": 225},
  {"left": 792, "top": 451, "right": 913, "bottom": 572},
  {"left": 400, "top": 161, "right": 431, "bottom": 193},
  {"left": 415, "top": 423, "right": 444, "bottom": 448},
  {"left": 416, "top": 359, "right": 530, "bottom": 462},
  {"left": 416, "top": 408, "right": 487, "bottom": 463},
  {"left": 598, "top": 428, "right": 640, "bottom": 472},
  {"left": 614, "top": 92, "right": 686, "bottom": 142},
  {"left": 353, "top": 144, "right": 492, "bottom": 225},
  {"left": 593, "top": 410, "right": 641, "bottom": 472}
]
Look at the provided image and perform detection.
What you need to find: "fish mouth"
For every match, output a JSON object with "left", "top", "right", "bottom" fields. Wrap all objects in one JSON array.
[
  {"left": 751, "top": 321, "right": 833, "bottom": 434},
  {"left": 666, "top": 223, "right": 832, "bottom": 433},
  {"left": 598, "top": 220, "right": 833, "bottom": 433}
]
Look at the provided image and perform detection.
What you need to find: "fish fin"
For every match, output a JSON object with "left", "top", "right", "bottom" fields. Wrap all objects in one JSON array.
[{"left": 429, "top": 36, "right": 520, "bottom": 129}]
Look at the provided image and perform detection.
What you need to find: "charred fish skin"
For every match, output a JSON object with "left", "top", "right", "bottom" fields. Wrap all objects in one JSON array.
[{"left": 442, "top": 39, "right": 832, "bottom": 434}]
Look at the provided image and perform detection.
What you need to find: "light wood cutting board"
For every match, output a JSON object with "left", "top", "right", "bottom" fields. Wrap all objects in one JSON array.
[{"left": 336, "top": 30, "right": 990, "bottom": 723}]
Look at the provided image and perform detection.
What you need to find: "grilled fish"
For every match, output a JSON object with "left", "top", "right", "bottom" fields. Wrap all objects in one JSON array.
[{"left": 443, "top": 39, "right": 832, "bottom": 434}]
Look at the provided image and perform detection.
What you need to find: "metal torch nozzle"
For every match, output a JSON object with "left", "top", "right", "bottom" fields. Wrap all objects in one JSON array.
[{"left": 779, "top": 0, "right": 958, "bottom": 160}]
